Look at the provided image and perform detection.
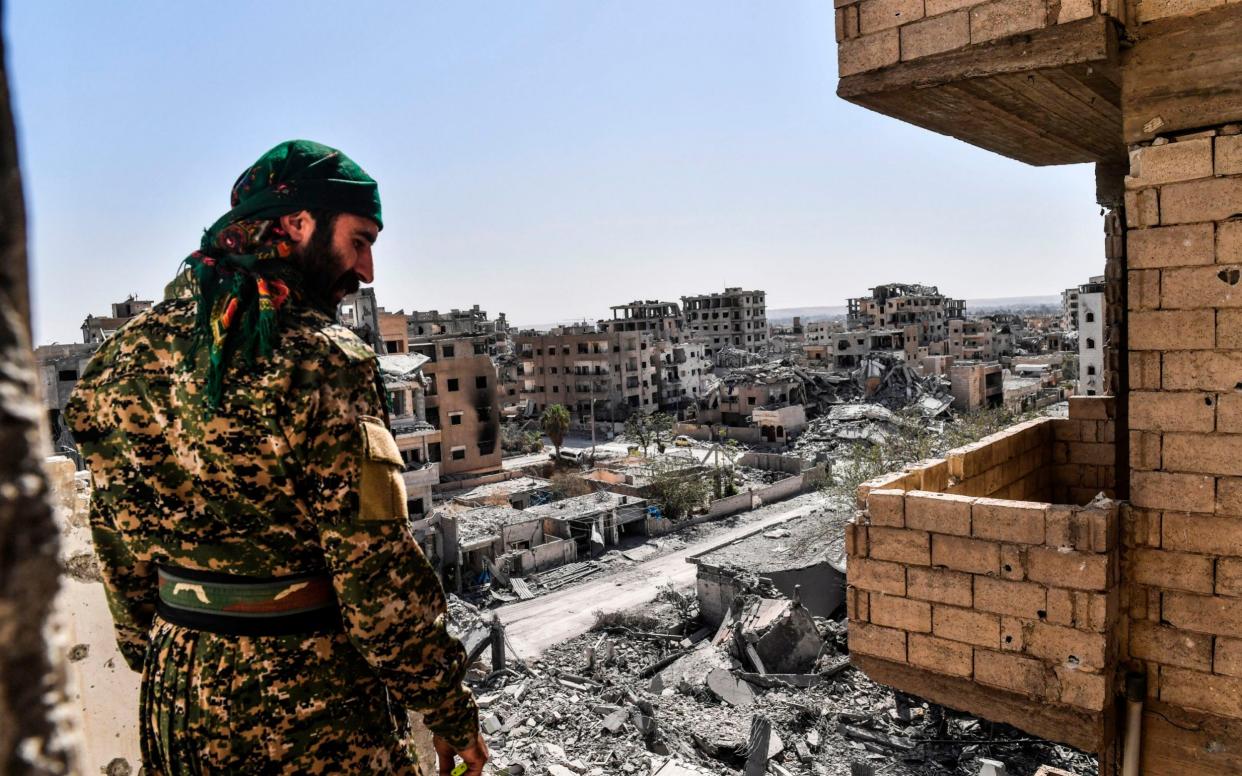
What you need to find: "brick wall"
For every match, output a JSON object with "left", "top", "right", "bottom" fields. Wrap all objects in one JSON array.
[
  {"left": 857, "top": 398, "right": 1117, "bottom": 507},
  {"left": 835, "top": 0, "right": 1102, "bottom": 77},
  {"left": 847, "top": 397, "right": 1121, "bottom": 751},
  {"left": 1122, "top": 125, "right": 1242, "bottom": 726}
]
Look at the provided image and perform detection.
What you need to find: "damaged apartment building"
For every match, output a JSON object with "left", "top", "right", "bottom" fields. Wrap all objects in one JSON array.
[
  {"left": 35, "top": 295, "right": 155, "bottom": 455},
  {"left": 681, "top": 286, "right": 769, "bottom": 362},
  {"left": 514, "top": 299, "right": 713, "bottom": 428},
  {"left": 835, "top": 1, "right": 1242, "bottom": 774},
  {"left": 847, "top": 283, "right": 965, "bottom": 347},
  {"left": 804, "top": 282, "right": 1050, "bottom": 413},
  {"left": 604, "top": 301, "right": 712, "bottom": 417},
  {"left": 515, "top": 325, "right": 659, "bottom": 430},
  {"left": 344, "top": 295, "right": 506, "bottom": 512}
]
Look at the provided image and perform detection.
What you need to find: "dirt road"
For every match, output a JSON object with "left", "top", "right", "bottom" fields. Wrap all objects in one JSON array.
[{"left": 495, "top": 493, "right": 828, "bottom": 658}]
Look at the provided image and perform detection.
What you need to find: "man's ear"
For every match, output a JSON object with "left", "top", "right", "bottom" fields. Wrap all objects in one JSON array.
[{"left": 279, "top": 210, "right": 316, "bottom": 245}]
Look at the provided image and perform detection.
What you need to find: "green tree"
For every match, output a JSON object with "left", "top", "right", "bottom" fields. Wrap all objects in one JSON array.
[
  {"left": 624, "top": 411, "right": 674, "bottom": 455},
  {"left": 644, "top": 456, "right": 710, "bottom": 520},
  {"left": 824, "top": 405, "right": 1037, "bottom": 504},
  {"left": 712, "top": 438, "right": 741, "bottom": 498},
  {"left": 541, "top": 404, "right": 571, "bottom": 458}
]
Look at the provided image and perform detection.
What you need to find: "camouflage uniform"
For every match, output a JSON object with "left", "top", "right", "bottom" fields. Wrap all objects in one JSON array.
[{"left": 65, "top": 298, "right": 479, "bottom": 774}]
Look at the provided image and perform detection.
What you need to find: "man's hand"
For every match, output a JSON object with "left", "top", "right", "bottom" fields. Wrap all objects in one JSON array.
[{"left": 433, "top": 733, "right": 489, "bottom": 776}]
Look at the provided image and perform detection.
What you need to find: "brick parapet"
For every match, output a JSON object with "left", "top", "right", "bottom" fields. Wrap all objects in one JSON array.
[{"left": 848, "top": 403, "right": 1121, "bottom": 749}]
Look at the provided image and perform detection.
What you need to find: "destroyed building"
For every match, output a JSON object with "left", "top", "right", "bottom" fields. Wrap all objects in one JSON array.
[
  {"left": 407, "top": 336, "right": 503, "bottom": 479},
  {"left": 690, "top": 508, "right": 847, "bottom": 626},
  {"left": 818, "top": 329, "right": 911, "bottom": 370},
  {"left": 407, "top": 304, "right": 510, "bottom": 355},
  {"left": 804, "top": 318, "right": 844, "bottom": 346},
  {"left": 1062, "top": 285, "right": 1082, "bottom": 331},
  {"left": 602, "top": 301, "right": 712, "bottom": 417},
  {"left": 681, "top": 287, "right": 768, "bottom": 361},
  {"left": 379, "top": 352, "right": 440, "bottom": 516},
  {"left": 379, "top": 306, "right": 410, "bottom": 353},
  {"left": 34, "top": 341, "right": 99, "bottom": 456},
  {"left": 846, "top": 284, "right": 964, "bottom": 345},
  {"left": 336, "top": 287, "right": 381, "bottom": 350},
  {"left": 945, "top": 318, "right": 1001, "bottom": 361},
  {"left": 515, "top": 326, "right": 659, "bottom": 430},
  {"left": 948, "top": 362, "right": 1003, "bottom": 412},
  {"left": 449, "top": 475, "right": 554, "bottom": 510},
  {"left": 79, "top": 294, "right": 152, "bottom": 345},
  {"left": 604, "top": 300, "right": 687, "bottom": 341},
  {"left": 449, "top": 504, "right": 580, "bottom": 588},
  {"left": 836, "top": 2, "right": 1242, "bottom": 773}
]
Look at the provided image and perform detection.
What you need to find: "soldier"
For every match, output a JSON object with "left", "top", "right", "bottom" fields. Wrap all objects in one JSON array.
[{"left": 65, "top": 140, "right": 487, "bottom": 775}]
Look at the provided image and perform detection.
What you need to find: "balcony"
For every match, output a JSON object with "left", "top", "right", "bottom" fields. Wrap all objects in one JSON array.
[
  {"left": 402, "top": 462, "right": 440, "bottom": 491},
  {"left": 834, "top": 6, "right": 1123, "bottom": 166},
  {"left": 847, "top": 397, "right": 1119, "bottom": 755}
]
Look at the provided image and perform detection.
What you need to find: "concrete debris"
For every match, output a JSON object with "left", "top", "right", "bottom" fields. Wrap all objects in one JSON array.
[
  {"left": 463, "top": 593, "right": 1097, "bottom": 776},
  {"left": 977, "top": 759, "right": 1009, "bottom": 776},
  {"left": 706, "top": 667, "right": 756, "bottom": 707}
]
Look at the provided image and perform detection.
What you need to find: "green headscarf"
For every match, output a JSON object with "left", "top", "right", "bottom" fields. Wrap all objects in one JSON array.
[{"left": 181, "top": 140, "right": 383, "bottom": 410}]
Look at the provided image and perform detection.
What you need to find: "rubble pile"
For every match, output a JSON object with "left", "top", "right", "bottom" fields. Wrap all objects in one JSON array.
[
  {"left": 851, "top": 355, "right": 951, "bottom": 415},
  {"left": 464, "top": 593, "right": 1097, "bottom": 776},
  {"left": 715, "top": 362, "right": 854, "bottom": 417},
  {"left": 714, "top": 347, "right": 769, "bottom": 369}
]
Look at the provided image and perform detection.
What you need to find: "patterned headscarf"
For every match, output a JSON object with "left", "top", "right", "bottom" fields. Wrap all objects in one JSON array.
[{"left": 181, "top": 140, "right": 382, "bottom": 410}]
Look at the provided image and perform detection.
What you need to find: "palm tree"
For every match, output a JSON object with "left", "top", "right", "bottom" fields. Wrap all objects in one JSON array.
[{"left": 541, "top": 404, "right": 571, "bottom": 458}]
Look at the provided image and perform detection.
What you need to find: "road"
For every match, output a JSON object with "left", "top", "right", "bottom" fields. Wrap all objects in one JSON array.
[{"left": 495, "top": 494, "right": 825, "bottom": 658}]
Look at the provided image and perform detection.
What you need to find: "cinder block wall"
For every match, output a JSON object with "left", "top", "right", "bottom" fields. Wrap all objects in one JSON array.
[
  {"left": 1122, "top": 126, "right": 1242, "bottom": 733},
  {"left": 855, "top": 399, "right": 1117, "bottom": 507},
  {"left": 846, "top": 397, "right": 1121, "bottom": 751}
]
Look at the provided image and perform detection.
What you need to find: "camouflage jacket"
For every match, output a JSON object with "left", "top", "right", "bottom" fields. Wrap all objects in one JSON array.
[{"left": 64, "top": 298, "right": 479, "bottom": 751}]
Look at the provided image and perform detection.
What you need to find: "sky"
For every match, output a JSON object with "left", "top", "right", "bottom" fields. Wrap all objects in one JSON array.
[{"left": 9, "top": 1, "right": 1103, "bottom": 345}]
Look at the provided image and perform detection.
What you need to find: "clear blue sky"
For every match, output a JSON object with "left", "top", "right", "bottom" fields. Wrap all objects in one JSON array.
[{"left": 10, "top": 1, "right": 1102, "bottom": 344}]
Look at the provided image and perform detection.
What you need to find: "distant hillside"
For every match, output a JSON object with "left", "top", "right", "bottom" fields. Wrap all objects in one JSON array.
[
  {"left": 769, "top": 295, "right": 1061, "bottom": 323},
  {"left": 964, "top": 294, "right": 1062, "bottom": 313}
]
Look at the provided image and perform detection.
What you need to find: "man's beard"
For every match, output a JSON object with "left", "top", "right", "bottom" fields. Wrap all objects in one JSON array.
[{"left": 297, "top": 223, "right": 362, "bottom": 312}]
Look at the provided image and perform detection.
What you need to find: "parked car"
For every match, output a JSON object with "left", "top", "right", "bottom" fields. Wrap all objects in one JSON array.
[{"left": 673, "top": 435, "right": 694, "bottom": 447}]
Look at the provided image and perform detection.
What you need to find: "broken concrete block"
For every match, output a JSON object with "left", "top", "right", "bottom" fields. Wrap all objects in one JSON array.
[
  {"left": 978, "top": 760, "right": 1009, "bottom": 776},
  {"left": 735, "top": 597, "right": 823, "bottom": 674},
  {"left": 601, "top": 708, "right": 628, "bottom": 734},
  {"left": 706, "top": 667, "right": 756, "bottom": 707}
]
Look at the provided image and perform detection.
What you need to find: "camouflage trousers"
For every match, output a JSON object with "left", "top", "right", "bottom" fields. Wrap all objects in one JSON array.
[{"left": 138, "top": 615, "right": 425, "bottom": 775}]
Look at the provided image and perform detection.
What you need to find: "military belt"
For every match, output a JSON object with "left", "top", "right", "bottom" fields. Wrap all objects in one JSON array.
[{"left": 156, "top": 566, "right": 342, "bottom": 637}]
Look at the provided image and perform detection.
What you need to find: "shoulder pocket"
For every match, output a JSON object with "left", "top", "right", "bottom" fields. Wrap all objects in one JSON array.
[{"left": 358, "top": 416, "right": 408, "bottom": 521}]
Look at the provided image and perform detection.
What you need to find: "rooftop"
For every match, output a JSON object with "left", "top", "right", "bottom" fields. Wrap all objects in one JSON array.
[
  {"left": 523, "top": 490, "right": 638, "bottom": 521},
  {"left": 453, "top": 505, "right": 537, "bottom": 546},
  {"left": 689, "top": 508, "right": 847, "bottom": 574},
  {"left": 454, "top": 476, "right": 551, "bottom": 501}
]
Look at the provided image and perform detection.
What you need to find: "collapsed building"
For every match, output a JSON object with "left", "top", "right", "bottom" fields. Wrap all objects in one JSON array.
[
  {"left": 847, "top": 284, "right": 965, "bottom": 346},
  {"left": 835, "top": 2, "right": 1242, "bottom": 773}
]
